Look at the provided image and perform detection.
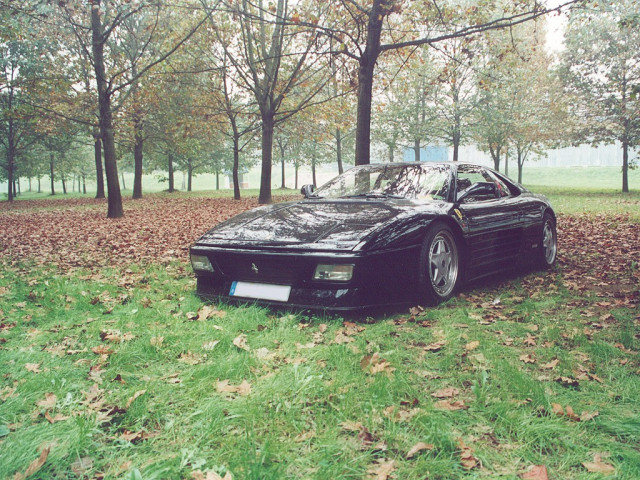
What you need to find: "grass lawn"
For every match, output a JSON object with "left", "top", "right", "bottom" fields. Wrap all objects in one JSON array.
[{"left": 0, "top": 186, "right": 638, "bottom": 479}]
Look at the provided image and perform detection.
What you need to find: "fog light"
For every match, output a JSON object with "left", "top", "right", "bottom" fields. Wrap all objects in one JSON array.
[
  {"left": 314, "top": 264, "right": 354, "bottom": 281},
  {"left": 191, "top": 254, "right": 214, "bottom": 272}
]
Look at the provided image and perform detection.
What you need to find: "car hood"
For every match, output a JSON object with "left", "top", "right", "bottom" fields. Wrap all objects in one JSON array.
[{"left": 196, "top": 200, "right": 414, "bottom": 250}]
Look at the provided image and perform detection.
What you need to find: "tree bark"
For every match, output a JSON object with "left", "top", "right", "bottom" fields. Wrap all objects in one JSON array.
[
  {"left": 258, "top": 110, "right": 274, "bottom": 204},
  {"left": 414, "top": 139, "right": 421, "bottom": 162},
  {"left": 61, "top": 173, "right": 67, "bottom": 194},
  {"left": 622, "top": 139, "right": 629, "bottom": 193},
  {"left": 188, "top": 163, "right": 193, "bottom": 191},
  {"left": 91, "top": 1, "right": 123, "bottom": 218},
  {"left": 6, "top": 119, "right": 15, "bottom": 202},
  {"left": 336, "top": 127, "right": 344, "bottom": 174},
  {"left": 354, "top": 0, "right": 384, "bottom": 166},
  {"left": 168, "top": 152, "right": 175, "bottom": 193},
  {"left": 49, "top": 154, "right": 55, "bottom": 195},
  {"left": 232, "top": 124, "right": 241, "bottom": 200},
  {"left": 132, "top": 115, "right": 144, "bottom": 198},
  {"left": 121, "top": 171, "right": 126, "bottom": 190},
  {"left": 279, "top": 140, "right": 286, "bottom": 189},
  {"left": 93, "top": 130, "right": 105, "bottom": 199}
]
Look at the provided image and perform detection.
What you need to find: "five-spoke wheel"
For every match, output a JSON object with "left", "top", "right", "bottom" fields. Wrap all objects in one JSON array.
[
  {"left": 419, "top": 223, "right": 460, "bottom": 304},
  {"left": 538, "top": 213, "right": 557, "bottom": 267}
]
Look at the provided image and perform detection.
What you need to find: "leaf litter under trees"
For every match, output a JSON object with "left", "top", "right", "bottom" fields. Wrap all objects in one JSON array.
[{"left": 0, "top": 195, "right": 638, "bottom": 479}]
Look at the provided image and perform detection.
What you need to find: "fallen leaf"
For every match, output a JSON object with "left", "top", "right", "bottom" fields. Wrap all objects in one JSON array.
[
  {"left": 198, "top": 305, "right": 227, "bottom": 321},
  {"left": 91, "top": 345, "right": 114, "bottom": 356},
  {"left": 367, "top": 459, "right": 395, "bottom": 480},
  {"left": 431, "top": 387, "right": 459, "bottom": 399},
  {"left": 191, "top": 471, "right": 233, "bottom": 480},
  {"left": 44, "top": 411, "right": 69, "bottom": 424},
  {"left": 434, "top": 400, "right": 468, "bottom": 411},
  {"left": 519, "top": 354, "right": 536, "bottom": 364},
  {"left": 24, "top": 363, "right": 41, "bottom": 373},
  {"left": 520, "top": 464, "right": 549, "bottom": 480},
  {"left": 178, "top": 351, "right": 203, "bottom": 365},
  {"left": 36, "top": 393, "right": 57, "bottom": 409},
  {"left": 125, "top": 390, "right": 146, "bottom": 408},
  {"left": 202, "top": 340, "right": 220, "bottom": 351},
  {"left": 424, "top": 341, "right": 446, "bottom": 352},
  {"left": 555, "top": 376, "right": 579, "bottom": 388},
  {"left": 13, "top": 446, "right": 50, "bottom": 480},
  {"left": 232, "top": 334, "right": 250, "bottom": 351},
  {"left": 150, "top": 336, "right": 164, "bottom": 347},
  {"left": 120, "top": 429, "right": 156, "bottom": 443},
  {"left": 71, "top": 456, "right": 94, "bottom": 476},
  {"left": 216, "top": 379, "right": 251, "bottom": 396},
  {"left": 406, "top": 442, "right": 434, "bottom": 458},
  {"left": 458, "top": 439, "right": 478, "bottom": 470},
  {"left": 334, "top": 330, "right": 354, "bottom": 344},
  {"left": 580, "top": 411, "right": 599, "bottom": 422},
  {"left": 541, "top": 358, "right": 559, "bottom": 370},
  {"left": 361, "top": 353, "right": 395, "bottom": 375},
  {"left": 465, "top": 341, "right": 480, "bottom": 352},
  {"left": 583, "top": 454, "right": 615, "bottom": 474}
]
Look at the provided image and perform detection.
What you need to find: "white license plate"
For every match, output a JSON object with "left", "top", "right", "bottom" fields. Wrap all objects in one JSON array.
[{"left": 229, "top": 281, "right": 291, "bottom": 302}]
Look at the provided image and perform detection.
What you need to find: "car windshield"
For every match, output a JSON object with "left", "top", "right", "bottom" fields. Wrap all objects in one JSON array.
[{"left": 313, "top": 164, "right": 451, "bottom": 200}]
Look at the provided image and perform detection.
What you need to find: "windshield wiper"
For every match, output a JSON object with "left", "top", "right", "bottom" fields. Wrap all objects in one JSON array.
[{"left": 344, "top": 192, "right": 405, "bottom": 199}]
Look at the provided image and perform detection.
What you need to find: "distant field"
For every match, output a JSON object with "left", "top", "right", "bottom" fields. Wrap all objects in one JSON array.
[{"left": 2, "top": 165, "right": 638, "bottom": 202}]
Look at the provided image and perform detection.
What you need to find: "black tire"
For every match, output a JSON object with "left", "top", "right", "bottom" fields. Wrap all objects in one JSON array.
[
  {"left": 537, "top": 212, "right": 557, "bottom": 268},
  {"left": 418, "top": 222, "right": 461, "bottom": 305}
]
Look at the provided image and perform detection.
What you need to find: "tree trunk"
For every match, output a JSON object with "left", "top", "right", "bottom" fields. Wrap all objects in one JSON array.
[
  {"left": 258, "top": 110, "right": 274, "bottom": 204},
  {"left": 132, "top": 117, "right": 143, "bottom": 199},
  {"left": 121, "top": 171, "right": 126, "bottom": 190},
  {"left": 91, "top": 1, "right": 123, "bottom": 218},
  {"left": 504, "top": 148, "right": 509, "bottom": 176},
  {"left": 232, "top": 127, "right": 241, "bottom": 200},
  {"left": 82, "top": 174, "right": 87, "bottom": 194},
  {"left": 28, "top": 177, "right": 32, "bottom": 192},
  {"left": 414, "top": 139, "right": 421, "bottom": 162},
  {"left": 93, "top": 130, "right": 105, "bottom": 199},
  {"left": 622, "top": 139, "right": 629, "bottom": 193},
  {"left": 168, "top": 152, "right": 175, "bottom": 193},
  {"left": 188, "top": 164, "right": 193, "bottom": 191},
  {"left": 61, "top": 174, "right": 67, "bottom": 194},
  {"left": 280, "top": 142, "right": 286, "bottom": 189},
  {"left": 354, "top": 1, "right": 384, "bottom": 166},
  {"left": 295, "top": 164, "right": 299, "bottom": 189},
  {"left": 6, "top": 120, "right": 15, "bottom": 202},
  {"left": 336, "top": 127, "right": 344, "bottom": 174},
  {"left": 38, "top": 176, "right": 41, "bottom": 193},
  {"left": 452, "top": 129, "right": 460, "bottom": 162},
  {"left": 216, "top": 170, "right": 220, "bottom": 190},
  {"left": 50, "top": 154, "right": 56, "bottom": 195},
  {"left": 311, "top": 148, "right": 317, "bottom": 186}
]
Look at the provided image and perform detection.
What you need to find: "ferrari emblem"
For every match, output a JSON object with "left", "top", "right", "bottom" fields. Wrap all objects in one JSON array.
[
  {"left": 251, "top": 263, "right": 259, "bottom": 274},
  {"left": 454, "top": 209, "right": 463, "bottom": 220}
]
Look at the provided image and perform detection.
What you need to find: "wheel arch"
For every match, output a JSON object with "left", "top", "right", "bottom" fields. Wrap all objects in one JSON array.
[{"left": 425, "top": 215, "right": 468, "bottom": 283}]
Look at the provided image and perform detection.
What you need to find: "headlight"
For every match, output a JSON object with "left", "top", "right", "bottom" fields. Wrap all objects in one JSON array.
[
  {"left": 191, "top": 254, "right": 214, "bottom": 272},
  {"left": 314, "top": 264, "right": 354, "bottom": 281}
]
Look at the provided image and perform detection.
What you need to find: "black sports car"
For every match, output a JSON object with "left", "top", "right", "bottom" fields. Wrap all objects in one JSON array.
[{"left": 190, "top": 162, "right": 557, "bottom": 311}]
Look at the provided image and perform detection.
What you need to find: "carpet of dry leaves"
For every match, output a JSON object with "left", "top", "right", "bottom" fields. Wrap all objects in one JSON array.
[{"left": 1, "top": 196, "right": 638, "bottom": 298}]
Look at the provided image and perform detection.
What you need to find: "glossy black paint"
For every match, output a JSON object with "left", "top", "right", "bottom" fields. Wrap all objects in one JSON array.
[{"left": 190, "top": 162, "right": 555, "bottom": 310}]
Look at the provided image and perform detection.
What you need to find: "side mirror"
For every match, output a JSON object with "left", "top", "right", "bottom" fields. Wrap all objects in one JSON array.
[
  {"left": 301, "top": 184, "right": 316, "bottom": 197},
  {"left": 457, "top": 182, "right": 497, "bottom": 203}
]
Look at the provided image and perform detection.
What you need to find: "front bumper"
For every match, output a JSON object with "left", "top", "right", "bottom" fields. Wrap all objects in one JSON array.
[{"left": 190, "top": 244, "right": 420, "bottom": 311}]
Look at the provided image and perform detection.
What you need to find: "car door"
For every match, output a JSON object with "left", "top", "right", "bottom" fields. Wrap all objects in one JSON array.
[{"left": 455, "top": 165, "right": 524, "bottom": 277}]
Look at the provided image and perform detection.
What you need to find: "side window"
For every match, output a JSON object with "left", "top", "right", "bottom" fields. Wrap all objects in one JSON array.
[
  {"left": 457, "top": 166, "right": 502, "bottom": 202},
  {"left": 485, "top": 171, "right": 510, "bottom": 198}
]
